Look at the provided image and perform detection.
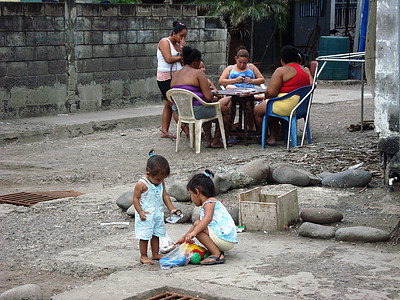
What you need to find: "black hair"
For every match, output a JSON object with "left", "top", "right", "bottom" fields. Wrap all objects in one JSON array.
[
  {"left": 146, "top": 149, "right": 170, "bottom": 177},
  {"left": 236, "top": 45, "right": 249, "bottom": 59},
  {"left": 280, "top": 45, "right": 303, "bottom": 64},
  {"left": 186, "top": 169, "right": 216, "bottom": 198},
  {"left": 172, "top": 21, "right": 187, "bottom": 34},
  {"left": 182, "top": 46, "right": 201, "bottom": 66}
]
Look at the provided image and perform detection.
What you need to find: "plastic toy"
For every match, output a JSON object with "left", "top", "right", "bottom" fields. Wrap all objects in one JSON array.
[
  {"left": 186, "top": 242, "right": 209, "bottom": 264},
  {"left": 159, "top": 241, "right": 209, "bottom": 269}
]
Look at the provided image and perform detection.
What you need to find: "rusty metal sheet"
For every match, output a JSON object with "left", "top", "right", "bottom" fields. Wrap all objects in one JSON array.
[
  {"left": 0, "top": 191, "right": 84, "bottom": 206},
  {"left": 146, "top": 291, "right": 206, "bottom": 300}
]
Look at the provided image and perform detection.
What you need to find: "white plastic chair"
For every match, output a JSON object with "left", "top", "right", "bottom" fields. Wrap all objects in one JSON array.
[{"left": 166, "top": 88, "right": 227, "bottom": 154}]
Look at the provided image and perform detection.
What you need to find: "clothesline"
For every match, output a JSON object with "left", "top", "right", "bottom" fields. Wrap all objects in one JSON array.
[{"left": 316, "top": 52, "right": 366, "bottom": 132}]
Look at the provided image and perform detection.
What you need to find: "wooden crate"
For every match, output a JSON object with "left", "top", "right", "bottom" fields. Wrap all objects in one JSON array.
[{"left": 239, "top": 187, "right": 299, "bottom": 231}]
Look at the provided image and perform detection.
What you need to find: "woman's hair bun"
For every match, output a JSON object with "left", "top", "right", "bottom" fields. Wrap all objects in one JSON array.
[
  {"left": 173, "top": 20, "right": 179, "bottom": 27},
  {"left": 204, "top": 169, "right": 214, "bottom": 178}
]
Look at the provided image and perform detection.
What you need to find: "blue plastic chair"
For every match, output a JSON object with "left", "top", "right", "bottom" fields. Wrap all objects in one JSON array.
[{"left": 261, "top": 85, "right": 314, "bottom": 150}]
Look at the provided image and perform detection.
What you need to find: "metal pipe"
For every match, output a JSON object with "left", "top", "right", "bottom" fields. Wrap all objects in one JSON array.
[
  {"left": 316, "top": 58, "right": 365, "bottom": 62},
  {"left": 398, "top": 0, "right": 400, "bottom": 162},
  {"left": 316, "top": 52, "right": 366, "bottom": 133},
  {"left": 361, "top": 61, "right": 365, "bottom": 132},
  {"left": 317, "top": 52, "right": 365, "bottom": 59}
]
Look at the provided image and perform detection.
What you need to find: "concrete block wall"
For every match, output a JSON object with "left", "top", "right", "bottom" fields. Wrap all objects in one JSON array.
[
  {"left": 373, "top": 0, "right": 400, "bottom": 184},
  {"left": 0, "top": 2, "right": 227, "bottom": 118},
  {"left": 0, "top": 3, "right": 67, "bottom": 118},
  {"left": 374, "top": 0, "right": 398, "bottom": 136}
]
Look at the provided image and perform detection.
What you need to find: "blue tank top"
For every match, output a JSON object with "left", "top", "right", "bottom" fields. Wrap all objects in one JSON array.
[
  {"left": 200, "top": 200, "right": 238, "bottom": 244},
  {"left": 228, "top": 64, "right": 255, "bottom": 88}
]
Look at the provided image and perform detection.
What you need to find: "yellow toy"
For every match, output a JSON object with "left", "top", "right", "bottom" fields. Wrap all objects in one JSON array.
[{"left": 184, "top": 242, "right": 210, "bottom": 264}]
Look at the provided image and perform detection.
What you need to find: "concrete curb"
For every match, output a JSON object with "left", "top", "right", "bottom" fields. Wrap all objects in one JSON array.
[{"left": 0, "top": 105, "right": 163, "bottom": 145}]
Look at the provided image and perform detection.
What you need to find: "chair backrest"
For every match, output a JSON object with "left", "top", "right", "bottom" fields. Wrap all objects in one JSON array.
[
  {"left": 291, "top": 85, "right": 314, "bottom": 118},
  {"left": 166, "top": 88, "right": 207, "bottom": 122}
]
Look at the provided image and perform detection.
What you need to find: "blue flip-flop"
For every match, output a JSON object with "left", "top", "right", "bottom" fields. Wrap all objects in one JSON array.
[{"left": 200, "top": 254, "right": 225, "bottom": 265}]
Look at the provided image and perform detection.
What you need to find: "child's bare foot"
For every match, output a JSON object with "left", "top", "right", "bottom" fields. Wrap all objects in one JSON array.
[
  {"left": 152, "top": 253, "right": 164, "bottom": 260},
  {"left": 140, "top": 256, "right": 154, "bottom": 265}
]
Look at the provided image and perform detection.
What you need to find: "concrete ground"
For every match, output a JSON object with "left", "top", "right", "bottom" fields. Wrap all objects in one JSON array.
[
  {"left": 0, "top": 86, "right": 372, "bottom": 146},
  {"left": 3, "top": 83, "right": 399, "bottom": 300},
  {"left": 50, "top": 222, "right": 400, "bottom": 300}
]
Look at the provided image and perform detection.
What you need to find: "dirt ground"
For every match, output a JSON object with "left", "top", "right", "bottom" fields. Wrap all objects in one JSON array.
[{"left": 1, "top": 84, "right": 400, "bottom": 299}]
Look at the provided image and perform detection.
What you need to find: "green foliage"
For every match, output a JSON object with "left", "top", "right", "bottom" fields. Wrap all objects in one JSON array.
[
  {"left": 191, "top": 0, "right": 289, "bottom": 34},
  {"left": 94, "top": 0, "right": 142, "bottom": 3}
]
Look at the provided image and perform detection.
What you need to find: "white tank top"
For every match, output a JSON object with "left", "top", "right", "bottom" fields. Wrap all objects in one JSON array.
[{"left": 157, "top": 37, "right": 182, "bottom": 73}]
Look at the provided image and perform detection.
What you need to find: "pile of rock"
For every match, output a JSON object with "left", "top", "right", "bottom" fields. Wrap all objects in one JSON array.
[
  {"left": 115, "top": 159, "right": 374, "bottom": 229},
  {"left": 299, "top": 207, "right": 389, "bottom": 242}
]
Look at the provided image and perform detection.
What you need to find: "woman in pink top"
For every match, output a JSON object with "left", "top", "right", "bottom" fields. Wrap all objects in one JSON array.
[
  {"left": 157, "top": 21, "right": 188, "bottom": 140},
  {"left": 254, "top": 45, "right": 312, "bottom": 146}
]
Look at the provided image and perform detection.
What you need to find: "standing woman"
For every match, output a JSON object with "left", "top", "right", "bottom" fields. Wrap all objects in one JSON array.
[{"left": 157, "top": 21, "right": 188, "bottom": 139}]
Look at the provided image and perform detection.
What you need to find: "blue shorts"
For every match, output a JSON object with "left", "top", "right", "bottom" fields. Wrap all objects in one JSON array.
[{"left": 135, "top": 206, "right": 166, "bottom": 240}]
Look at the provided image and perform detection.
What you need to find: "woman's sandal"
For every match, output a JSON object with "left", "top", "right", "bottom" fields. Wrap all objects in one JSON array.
[
  {"left": 159, "top": 129, "right": 176, "bottom": 141},
  {"left": 200, "top": 253, "right": 225, "bottom": 265}
]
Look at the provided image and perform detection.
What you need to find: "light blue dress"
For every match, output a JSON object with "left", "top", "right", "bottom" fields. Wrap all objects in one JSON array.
[
  {"left": 134, "top": 177, "right": 166, "bottom": 240},
  {"left": 200, "top": 199, "right": 238, "bottom": 244},
  {"left": 228, "top": 64, "right": 255, "bottom": 88}
]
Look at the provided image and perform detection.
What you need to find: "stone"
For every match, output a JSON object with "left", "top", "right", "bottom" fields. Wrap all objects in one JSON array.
[
  {"left": 271, "top": 165, "right": 310, "bottom": 186},
  {"left": 299, "top": 222, "right": 336, "bottom": 239},
  {"left": 126, "top": 204, "right": 135, "bottom": 217},
  {"left": 116, "top": 190, "right": 133, "bottom": 210},
  {"left": 213, "top": 173, "right": 232, "bottom": 193},
  {"left": 228, "top": 170, "right": 253, "bottom": 189},
  {"left": 237, "top": 159, "right": 270, "bottom": 186},
  {"left": 308, "top": 173, "right": 322, "bottom": 186},
  {"left": 321, "top": 170, "right": 372, "bottom": 188},
  {"left": 191, "top": 206, "right": 200, "bottom": 223},
  {"left": 300, "top": 208, "right": 343, "bottom": 224},
  {"left": 269, "top": 163, "right": 320, "bottom": 186},
  {"left": 0, "top": 284, "right": 43, "bottom": 300},
  {"left": 335, "top": 226, "right": 390, "bottom": 242},
  {"left": 167, "top": 180, "right": 191, "bottom": 202},
  {"left": 317, "top": 172, "right": 334, "bottom": 179},
  {"left": 228, "top": 206, "right": 239, "bottom": 225}
]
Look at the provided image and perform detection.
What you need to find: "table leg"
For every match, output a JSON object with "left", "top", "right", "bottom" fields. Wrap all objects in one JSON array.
[
  {"left": 242, "top": 96, "right": 256, "bottom": 146},
  {"left": 241, "top": 98, "right": 249, "bottom": 146},
  {"left": 228, "top": 96, "right": 238, "bottom": 137},
  {"left": 228, "top": 95, "right": 257, "bottom": 146}
]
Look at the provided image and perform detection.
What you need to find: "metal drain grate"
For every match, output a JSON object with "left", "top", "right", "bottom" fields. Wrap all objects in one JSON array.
[
  {"left": 146, "top": 291, "right": 207, "bottom": 300},
  {"left": 0, "top": 191, "right": 84, "bottom": 206}
]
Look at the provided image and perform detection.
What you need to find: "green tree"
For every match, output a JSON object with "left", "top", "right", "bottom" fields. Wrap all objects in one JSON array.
[
  {"left": 192, "top": 0, "right": 289, "bottom": 64},
  {"left": 95, "top": 0, "right": 142, "bottom": 3}
]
